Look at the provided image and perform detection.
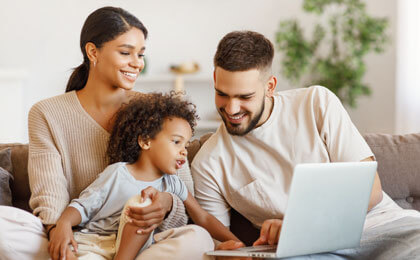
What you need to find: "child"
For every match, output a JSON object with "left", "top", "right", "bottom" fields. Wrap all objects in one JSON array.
[{"left": 48, "top": 92, "right": 240, "bottom": 260}]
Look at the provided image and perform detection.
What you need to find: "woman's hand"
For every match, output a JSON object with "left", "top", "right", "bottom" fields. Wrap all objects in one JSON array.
[
  {"left": 126, "top": 186, "right": 173, "bottom": 234},
  {"left": 48, "top": 223, "right": 78, "bottom": 260},
  {"left": 253, "top": 219, "right": 283, "bottom": 246}
]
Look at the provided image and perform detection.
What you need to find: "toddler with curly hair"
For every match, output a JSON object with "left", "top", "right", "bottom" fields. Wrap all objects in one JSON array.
[{"left": 48, "top": 92, "right": 240, "bottom": 260}]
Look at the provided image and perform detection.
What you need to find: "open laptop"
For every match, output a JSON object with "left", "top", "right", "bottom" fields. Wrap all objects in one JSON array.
[{"left": 207, "top": 161, "right": 377, "bottom": 258}]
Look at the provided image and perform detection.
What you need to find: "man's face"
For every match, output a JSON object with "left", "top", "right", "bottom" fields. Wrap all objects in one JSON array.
[{"left": 214, "top": 67, "right": 272, "bottom": 136}]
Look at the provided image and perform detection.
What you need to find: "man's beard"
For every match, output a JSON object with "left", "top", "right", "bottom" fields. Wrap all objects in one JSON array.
[{"left": 219, "top": 99, "right": 265, "bottom": 136}]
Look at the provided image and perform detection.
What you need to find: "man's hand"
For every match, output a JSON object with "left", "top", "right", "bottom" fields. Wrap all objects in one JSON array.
[
  {"left": 126, "top": 186, "right": 173, "bottom": 234},
  {"left": 253, "top": 219, "right": 283, "bottom": 246},
  {"left": 48, "top": 223, "right": 78, "bottom": 260},
  {"left": 215, "top": 240, "right": 251, "bottom": 260}
]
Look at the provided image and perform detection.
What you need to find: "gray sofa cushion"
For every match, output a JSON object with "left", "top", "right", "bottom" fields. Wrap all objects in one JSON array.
[
  {"left": 0, "top": 148, "right": 13, "bottom": 206},
  {"left": 0, "top": 147, "right": 12, "bottom": 172},
  {"left": 0, "top": 143, "right": 30, "bottom": 211},
  {"left": 364, "top": 133, "right": 420, "bottom": 211}
]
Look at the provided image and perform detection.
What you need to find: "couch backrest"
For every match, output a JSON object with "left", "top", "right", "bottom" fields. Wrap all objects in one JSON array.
[{"left": 364, "top": 133, "right": 420, "bottom": 211}]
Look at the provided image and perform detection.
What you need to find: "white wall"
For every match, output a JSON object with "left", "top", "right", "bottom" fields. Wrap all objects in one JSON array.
[
  {"left": 0, "top": 70, "right": 26, "bottom": 142},
  {"left": 344, "top": 0, "right": 397, "bottom": 134},
  {"left": 0, "top": 0, "right": 398, "bottom": 142}
]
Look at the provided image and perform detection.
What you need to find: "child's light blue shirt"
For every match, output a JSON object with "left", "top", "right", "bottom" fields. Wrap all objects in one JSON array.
[{"left": 69, "top": 162, "right": 188, "bottom": 234}]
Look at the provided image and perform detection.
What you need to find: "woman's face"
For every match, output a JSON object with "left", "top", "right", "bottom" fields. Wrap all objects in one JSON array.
[{"left": 95, "top": 27, "right": 146, "bottom": 90}]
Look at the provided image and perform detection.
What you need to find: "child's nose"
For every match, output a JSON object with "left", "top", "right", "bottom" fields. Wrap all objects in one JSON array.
[{"left": 180, "top": 149, "right": 187, "bottom": 156}]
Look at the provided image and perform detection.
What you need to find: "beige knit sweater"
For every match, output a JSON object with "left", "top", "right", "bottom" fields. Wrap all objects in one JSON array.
[{"left": 28, "top": 91, "right": 191, "bottom": 229}]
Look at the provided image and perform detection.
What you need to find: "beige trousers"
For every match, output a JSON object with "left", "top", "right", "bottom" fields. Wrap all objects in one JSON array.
[{"left": 0, "top": 205, "right": 214, "bottom": 260}]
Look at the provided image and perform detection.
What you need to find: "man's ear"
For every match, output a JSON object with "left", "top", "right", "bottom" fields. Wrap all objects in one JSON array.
[
  {"left": 138, "top": 137, "right": 151, "bottom": 150},
  {"left": 266, "top": 75, "right": 277, "bottom": 97},
  {"left": 213, "top": 69, "right": 217, "bottom": 84},
  {"left": 85, "top": 42, "right": 98, "bottom": 66}
]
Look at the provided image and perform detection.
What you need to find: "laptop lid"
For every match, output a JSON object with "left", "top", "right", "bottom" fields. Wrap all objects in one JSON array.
[
  {"left": 207, "top": 161, "right": 377, "bottom": 258},
  {"left": 276, "top": 161, "right": 377, "bottom": 258}
]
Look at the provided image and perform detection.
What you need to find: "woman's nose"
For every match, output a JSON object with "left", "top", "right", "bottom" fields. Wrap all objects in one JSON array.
[{"left": 130, "top": 56, "right": 144, "bottom": 70}]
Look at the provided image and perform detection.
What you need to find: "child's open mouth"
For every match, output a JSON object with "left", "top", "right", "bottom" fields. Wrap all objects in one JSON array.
[{"left": 176, "top": 159, "right": 186, "bottom": 169}]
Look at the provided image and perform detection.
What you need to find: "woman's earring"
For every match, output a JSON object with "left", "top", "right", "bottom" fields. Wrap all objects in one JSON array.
[{"left": 93, "top": 61, "right": 96, "bottom": 67}]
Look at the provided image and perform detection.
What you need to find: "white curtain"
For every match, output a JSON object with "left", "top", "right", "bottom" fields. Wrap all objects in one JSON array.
[{"left": 396, "top": 0, "right": 420, "bottom": 134}]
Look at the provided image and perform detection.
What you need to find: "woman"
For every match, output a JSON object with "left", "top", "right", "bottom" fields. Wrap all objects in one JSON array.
[{"left": 0, "top": 6, "right": 213, "bottom": 260}]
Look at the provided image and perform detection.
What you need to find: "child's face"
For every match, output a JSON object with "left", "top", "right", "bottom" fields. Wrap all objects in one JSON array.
[{"left": 148, "top": 117, "right": 192, "bottom": 174}]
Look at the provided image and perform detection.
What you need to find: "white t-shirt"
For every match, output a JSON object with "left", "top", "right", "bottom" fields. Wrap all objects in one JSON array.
[{"left": 191, "top": 86, "right": 420, "bottom": 230}]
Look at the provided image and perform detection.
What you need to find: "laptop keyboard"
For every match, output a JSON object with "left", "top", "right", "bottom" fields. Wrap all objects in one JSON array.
[{"left": 237, "top": 245, "right": 277, "bottom": 252}]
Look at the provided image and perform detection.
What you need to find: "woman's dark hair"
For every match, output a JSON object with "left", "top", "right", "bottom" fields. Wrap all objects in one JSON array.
[
  {"left": 107, "top": 92, "right": 199, "bottom": 164},
  {"left": 66, "top": 6, "right": 148, "bottom": 92}
]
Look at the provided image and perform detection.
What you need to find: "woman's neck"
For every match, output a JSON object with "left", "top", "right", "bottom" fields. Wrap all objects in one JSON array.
[
  {"left": 79, "top": 76, "right": 128, "bottom": 109},
  {"left": 76, "top": 76, "right": 131, "bottom": 133}
]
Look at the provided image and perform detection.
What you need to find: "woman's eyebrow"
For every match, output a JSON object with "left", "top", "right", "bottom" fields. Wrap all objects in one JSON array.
[{"left": 117, "top": 44, "right": 146, "bottom": 51}]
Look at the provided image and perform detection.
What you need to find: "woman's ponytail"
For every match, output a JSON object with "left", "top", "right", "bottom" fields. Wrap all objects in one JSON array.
[{"left": 65, "top": 62, "right": 89, "bottom": 92}]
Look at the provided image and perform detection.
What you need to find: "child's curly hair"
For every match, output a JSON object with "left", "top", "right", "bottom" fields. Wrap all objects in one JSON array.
[{"left": 107, "top": 92, "right": 199, "bottom": 164}]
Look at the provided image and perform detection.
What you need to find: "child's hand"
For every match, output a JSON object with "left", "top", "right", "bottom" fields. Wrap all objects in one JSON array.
[
  {"left": 253, "top": 219, "right": 283, "bottom": 246},
  {"left": 140, "top": 186, "right": 159, "bottom": 202},
  {"left": 48, "top": 222, "right": 78, "bottom": 260}
]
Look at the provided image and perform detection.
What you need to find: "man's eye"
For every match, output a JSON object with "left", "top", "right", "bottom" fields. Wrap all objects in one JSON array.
[
  {"left": 138, "top": 54, "right": 145, "bottom": 58},
  {"left": 120, "top": 52, "right": 129, "bottom": 55},
  {"left": 241, "top": 96, "right": 252, "bottom": 100}
]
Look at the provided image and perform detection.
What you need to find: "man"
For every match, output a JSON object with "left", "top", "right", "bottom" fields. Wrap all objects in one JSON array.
[{"left": 191, "top": 31, "right": 420, "bottom": 258}]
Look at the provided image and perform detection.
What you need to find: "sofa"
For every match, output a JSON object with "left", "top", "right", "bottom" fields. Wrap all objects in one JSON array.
[{"left": 1, "top": 132, "right": 420, "bottom": 245}]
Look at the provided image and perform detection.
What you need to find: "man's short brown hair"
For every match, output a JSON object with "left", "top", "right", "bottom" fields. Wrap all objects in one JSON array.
[{"left": 214, "top": 31, "right": 274, "bottom": 72}]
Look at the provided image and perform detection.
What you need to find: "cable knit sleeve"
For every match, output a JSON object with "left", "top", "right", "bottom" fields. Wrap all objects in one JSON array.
[
  {"left": 158, "top": 194, "right": 188, "bottom": 231},
  {"left": 27, "top": 103, "right": 69, "bottom": 225},
  {"left": 158, "top": 161, "right": 192, "bottom": 230}
]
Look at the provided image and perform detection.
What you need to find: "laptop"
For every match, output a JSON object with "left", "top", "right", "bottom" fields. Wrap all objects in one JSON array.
[{"left": 207, "top": 161, "right": 377, "bottom": 258}]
